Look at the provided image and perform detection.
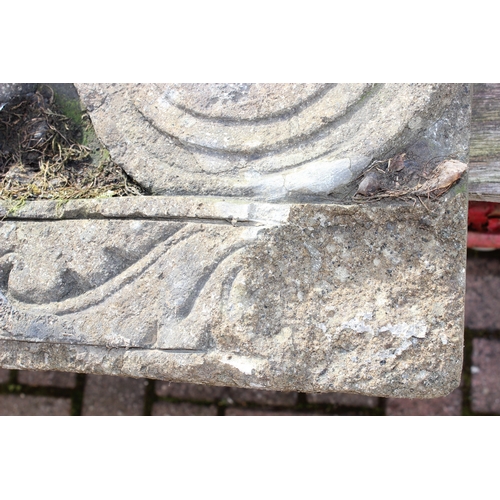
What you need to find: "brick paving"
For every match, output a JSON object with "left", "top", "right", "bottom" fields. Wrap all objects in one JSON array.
[
  {"left": 306, "top": 393, "right": 379, "bottom": 408},
  {"left": 81, "top": 375, "right": 147, "bottom": 416},
  {"left": 465, "top": 254, "right": 500, "bottom": 330},
  {"left": 1, "top": 248, "right": 500, "bottom": 416},
  {"left": 227, "top": 388, "right": 298, "bottom": 407},
  {"left": 156, "top": 381, "right": 226, "bottom": 401},
  {"left": 225, "top": 408, "right": 308, "bottom": 416},
  {"left": 471, "top": 337, "right": 500, "bottom": 414},
  {"left": 17, "top": 370, "right": 77, "bottom": 389},
  {"left": 152, "top": 402, "right": 218, "bottom": 416},
  {"left": 0, "top": 394, "right": 71, "bottom": 416},
  {"left": 0, "top": 369, "right": 9, "bottom": 385},
  {"left": 386, "top": 388, "right": 463, "bottom": 416}
]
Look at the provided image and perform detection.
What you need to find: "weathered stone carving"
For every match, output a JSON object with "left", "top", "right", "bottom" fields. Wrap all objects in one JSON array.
[
  {"left": 0, "top": 84, "right": 471, "bottom": 398},
  {"left": 75, "top": 84, "right": 466, "bottom": 200}
]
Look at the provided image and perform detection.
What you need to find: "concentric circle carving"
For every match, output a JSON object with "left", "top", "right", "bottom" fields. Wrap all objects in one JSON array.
[{"left": 76, "top": 83, "right": 459, "bottom": 199}]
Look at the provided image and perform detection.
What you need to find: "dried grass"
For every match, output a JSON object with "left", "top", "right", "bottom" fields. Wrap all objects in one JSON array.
[
  {"left": 353, "top": 154, "right": 467, "bottom": 207},
  {"left": 0, "top": 86, "right": 145, "bottom": 205}
]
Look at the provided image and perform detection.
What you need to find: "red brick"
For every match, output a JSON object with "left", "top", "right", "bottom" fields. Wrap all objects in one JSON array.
[
  {"left": 0, "top": 394, "right": 71, "bottom": 416},
  {"left": 18, "top": 370, "right": 76, "bottom": 388},
  {"left": 225, "top": 407, "right": 309, "bottom": 416},
  {"left": 465, "top": 255, "right": 500, "bottom": 330},
  {"left": 156, "top": 381, "right": 226, "bottom": 401},
  {"left": 0, "top": 369, "right": 9, "bottom": 384},
  {"left": 306, "top": 392, "right": 379, "bottom": 407},
  {"left": 155, "top": 382, "right": 298, "bottom": 407},
  {"left": 227, "top": 388, "right": 298, "bottom": 407},
  {"left": 82, "top": 375, "right": 147, "bottom": 416},
  {"left": 471, "top": 337, "right": 500, "bottom": 414},
  {"left": 152, "top": 402, "right": 218, "bottom": 416},
  {"left": 385, "top": 388, "right": 462, "bottom": 416}
]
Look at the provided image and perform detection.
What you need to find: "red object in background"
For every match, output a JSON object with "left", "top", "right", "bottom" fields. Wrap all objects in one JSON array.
[{"left": 468, "top": 201, "right": 500, "bottom": 249}]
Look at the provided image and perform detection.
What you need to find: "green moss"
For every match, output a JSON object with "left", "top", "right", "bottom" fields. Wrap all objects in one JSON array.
[
  {"left": 54, "top": 93, "right": 84, "bottom": 128},
  {"left": 450, "top": 177, "right": 468, "bottom": 196},
  {"left": 5, "top": 198, "right": 27, "bottom": 216},
  {"left": 49, "top": 86, "right": 115, "bottom": 170},
  {"left": 82, "top": 120, "right": 97, "bottom": 147}
]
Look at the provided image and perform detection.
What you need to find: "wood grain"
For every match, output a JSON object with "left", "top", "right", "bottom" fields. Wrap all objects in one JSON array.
[{"left": 470, "top": 84, "right": 500, "bottom": 201}]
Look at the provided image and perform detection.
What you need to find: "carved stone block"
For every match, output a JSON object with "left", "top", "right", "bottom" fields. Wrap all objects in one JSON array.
[{"left": 0, "top": 84, "right": 471, "bottom": 397}]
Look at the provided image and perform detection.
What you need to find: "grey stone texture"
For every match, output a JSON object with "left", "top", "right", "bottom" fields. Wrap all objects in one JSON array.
[
  {"left": 465, "top": 254, "right": 500, "bottom": 330},
  {"left": 75, "top": 84, "right": 470, "bottom": 200},
  {"left": 471, "top": 337, "right": 500, "bottom": 414},
  {"left": 17, "top": 369, "right": 76, "bottom": 388},
  {"left": 0, "top": 189, "right": 468, "bottom": 397},
  {"left": 0, "top": 394, "right": 71, "bottom": 415},
  {"left": 0, "top": 84, "right": 471, "bottom": 398},
  {"left": 82, "top": 375, "right": 147, "bottom": 416},
  {"left": 385, "top": 388, "right": 462, "bottom": 416}
]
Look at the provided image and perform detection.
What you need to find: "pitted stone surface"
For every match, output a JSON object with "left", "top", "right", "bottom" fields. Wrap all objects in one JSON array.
[
  {"left": 0, "top": 83, "right": 471, "bottom": 398},
  {"left": 0, "top": 187, "right": 467, "bottom": 397}
]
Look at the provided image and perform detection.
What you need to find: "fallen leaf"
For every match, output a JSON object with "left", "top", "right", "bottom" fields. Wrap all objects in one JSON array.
[
  {"left": 416, "top": 159, "right": 468, "bottom": 196},
  {"left": 387, "top": 153, "right": 406, "bottom": 172},
  {"left": 356, "top": 172, "right": 381, "bottom": 196}
]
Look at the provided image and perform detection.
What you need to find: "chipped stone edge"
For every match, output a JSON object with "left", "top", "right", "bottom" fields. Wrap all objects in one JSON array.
[
  {"left": 0, "top": 335, "right": 463, "bottom": 399},
  {"left": 0, "top": 182, "right": 468, "bottom": 399},
  {"left": 0, "top": 196, "right": 292, "bottom": 227}
]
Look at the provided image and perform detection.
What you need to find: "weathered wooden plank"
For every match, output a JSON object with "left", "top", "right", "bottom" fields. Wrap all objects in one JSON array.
[{"left": 469, "top": 83, "right": 500, "bottom": 201}]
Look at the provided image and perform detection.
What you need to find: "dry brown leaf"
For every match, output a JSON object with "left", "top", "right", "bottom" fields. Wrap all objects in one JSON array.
[
  {"left": 415, "top": 159, "right": 468, "bottom": 196},
  {"left": 356, "top": 172, "right": 381, "bottom": 196},
  {"left": 387, "top": 153, "right": 406, "bottom": 172}
]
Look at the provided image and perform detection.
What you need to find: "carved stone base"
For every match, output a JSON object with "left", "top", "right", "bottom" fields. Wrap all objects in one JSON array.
[
  {"left": 0, "top": 83, "right": 471, "bottom": 397},
  {"left": 0, "top": 188, "right": 466, "bottom": 397}
]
